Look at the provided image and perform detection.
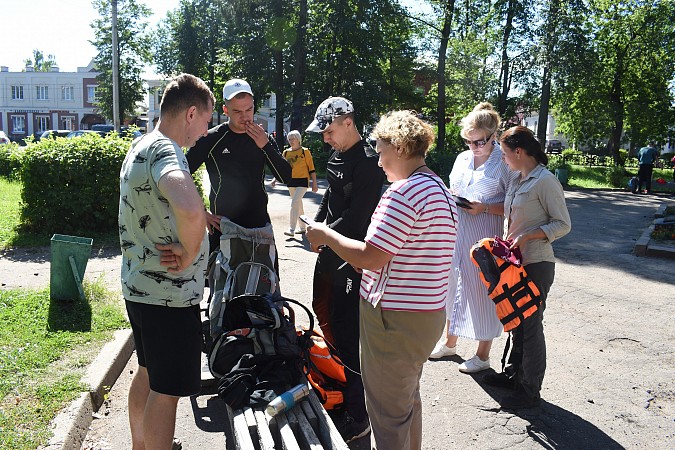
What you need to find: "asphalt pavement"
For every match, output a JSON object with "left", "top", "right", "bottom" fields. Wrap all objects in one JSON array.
[{"left": 3, "top": 181, "right": 672, "bottom": 449}]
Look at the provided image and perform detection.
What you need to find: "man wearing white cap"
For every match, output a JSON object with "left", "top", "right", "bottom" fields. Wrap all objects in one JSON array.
[
  {"left": 186, "top": 78, "right": 291, "bottom": 254},
  {"left": 306, "top": 96, "right": 385, "bottom": 443}
]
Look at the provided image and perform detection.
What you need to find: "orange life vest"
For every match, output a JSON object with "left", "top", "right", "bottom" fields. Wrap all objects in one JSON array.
[
  {"left": 470, "top": 237, "right": 541, "bottom": 332},
  {"left": 297, "top": 327, "right": 346, "bottom": 410}
]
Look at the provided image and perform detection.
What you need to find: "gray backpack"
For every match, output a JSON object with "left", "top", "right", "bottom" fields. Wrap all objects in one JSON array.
[{"left": 206, "top": 217, "right": 279, "bottom": 342}]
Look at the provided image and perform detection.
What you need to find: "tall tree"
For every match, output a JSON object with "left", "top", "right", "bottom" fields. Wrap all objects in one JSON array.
[
  {"left": 24, "top": 49, "right": 57, "bottom": 72},
  {"left": 90, "top": 0, "right": 152, "bottom": 123},
  {"left": 554, "top": 0, "right": 675, "bottom": 161}
]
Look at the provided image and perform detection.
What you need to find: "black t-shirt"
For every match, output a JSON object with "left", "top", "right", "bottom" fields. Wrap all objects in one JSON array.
[
  {"left": 315, "top": 140, "right": 385, "bottom": 241},
  {"left": 186, "top": 123, "right": 291, "bottom": 228}
]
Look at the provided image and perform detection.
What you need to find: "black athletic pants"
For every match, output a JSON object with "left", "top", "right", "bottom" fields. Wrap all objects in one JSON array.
[
  {"left": 637, "top": 163, "right": 654, "bottom": 193},
  {"left": 312, "top": 248, "right": 367, "bottom": 422},
  {"left": 504, "top": 262, "right": 555, "bottom": 400}
]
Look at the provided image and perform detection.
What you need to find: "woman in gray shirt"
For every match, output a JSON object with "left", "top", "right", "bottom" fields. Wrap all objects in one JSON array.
[{"left": 483, "top": 126, "right": 571, "bottom": 410}]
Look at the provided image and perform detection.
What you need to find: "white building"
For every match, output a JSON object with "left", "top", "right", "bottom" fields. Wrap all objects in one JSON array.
[
  {"left": 0, "top": 60, "right": 105, "bottom": 141},
  {"left": 146, "top": 79, "right": 283, "bottom": 135},
  {"left": 521, "top": 113, "right": 568, "bottom": 147}
]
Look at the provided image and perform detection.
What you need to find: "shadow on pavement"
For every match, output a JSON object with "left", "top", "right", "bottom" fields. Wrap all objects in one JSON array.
[
  {"left": 190, "top": 385, "right": 228, "bottom": 433},
  {"left": 471, "top": 370, "right": 624, "bottom": 450}
]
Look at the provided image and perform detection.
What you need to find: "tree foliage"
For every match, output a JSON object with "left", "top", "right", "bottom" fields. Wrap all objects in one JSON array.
[
  {"left": 553, "top": 0, "right": 675, "bottom": 159},
  {"left": 148, "top": 0, "right": 675, "bottom": 160},
  {"left": 23, "top": 50, "right": 57, "bottom": 72},
  {"left": 90, "top": 0, "right": 153, "bottom": 123}
]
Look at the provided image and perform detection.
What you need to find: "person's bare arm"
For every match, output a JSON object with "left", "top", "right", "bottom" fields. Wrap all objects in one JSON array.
[
  {"left": 305, "top": 222, "right": 391, "bottom": 271},
  {"left": 156, "top": 169, "right": 206, "bottom": 273}
]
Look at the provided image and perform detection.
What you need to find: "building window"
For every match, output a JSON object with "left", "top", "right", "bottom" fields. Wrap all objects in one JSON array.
[
  {"left": 87, "top": 86, "right": 97, "bottom": 103},
  {"left": 11, "top": 116, "right": 25, "bottom": 133},
  {"left": 36, "top": 116, "right": 50, "bottom": 134},
  {"left": 62, "top": 116, "right": 76, "bottom": 130},
  {"left": 11, "top": 85, "right": 24, "bottom": 100},
  {"left": 36, "top": 85, "right": 49, "bottom": 100},
  {"left": 62, "top": 85, "right": 74, "bottom": 100}
]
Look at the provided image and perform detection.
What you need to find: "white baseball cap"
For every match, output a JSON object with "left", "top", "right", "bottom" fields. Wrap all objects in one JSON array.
[
  {"left": 306, "top": 97, "right": 354, "bottom": 133},
  {"left": 223, "top": 79, "right": 253, "bottom": 100}
]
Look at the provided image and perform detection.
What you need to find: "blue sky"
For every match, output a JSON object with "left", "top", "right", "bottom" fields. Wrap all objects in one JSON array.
[{"left": 1, "top": 0, "right": 181, "bottom": 74}]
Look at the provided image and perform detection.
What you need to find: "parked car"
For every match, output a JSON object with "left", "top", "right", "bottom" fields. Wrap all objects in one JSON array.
[
  {"left": 0, "top": 131, "right": 9, "bottom": 145},
  {"left": 66, "top": 130, "right": 105, "bottom": 138},
  {"left": 39, "top": 130, "right": 72, "bottom": 141},
  {"left": 545, "top": 139, "right": 563, "bottom": 154},
  {"left": 91, "top": 124, "right": 142, "bottom": 139}
]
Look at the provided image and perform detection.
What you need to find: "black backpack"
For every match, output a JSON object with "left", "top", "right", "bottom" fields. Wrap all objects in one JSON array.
[{"left": 211, "top": 293, "right": 315, "bottom": 410}]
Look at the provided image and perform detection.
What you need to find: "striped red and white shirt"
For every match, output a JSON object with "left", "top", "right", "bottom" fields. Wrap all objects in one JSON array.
[{"left": 360, "top": 173, "right": 457, "bottom": 311}]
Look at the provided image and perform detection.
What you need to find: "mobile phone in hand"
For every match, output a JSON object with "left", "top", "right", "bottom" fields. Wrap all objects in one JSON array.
[
  {"left": 299, "top": 215, "right": 312, "bottom": 225},
  {"left": 452, "top": 195, "right": 473, "bottom": 209}
]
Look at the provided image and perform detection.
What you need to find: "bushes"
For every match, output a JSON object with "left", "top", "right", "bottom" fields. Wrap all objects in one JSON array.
[
  {"left": 604, "top": 165, "right": 627, "bottom": 188},
  {"left": 0, "top": 143, "right": 25, "bottom": 180},
  {"left": 19, "top": 134, "right": 129, "bottom": 236}
]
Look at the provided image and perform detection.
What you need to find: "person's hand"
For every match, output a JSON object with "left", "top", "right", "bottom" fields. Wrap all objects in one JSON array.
[
  {"left": 245, "top": 122, "right": 270, "bottom": 149},
  {"left": 466, "top": 202, "right": 484, "bottom": 216},
  {"left": 509, "top": 233, "right": 527, "bottom": 250},
  {"left": 155, "top": 242, "right": 191, "bottom": 273},
  {"left": 205, "top": 210, "right": 222, "bottom": 234},
  {"left": 270, "top": 178, "right": 277, "bottom": 188},
  {"left": 305, "top": 221, "right": 329, "bottom": 253},
  {"left": 311, "top": 183, "right": 318, "bottom": 193}
]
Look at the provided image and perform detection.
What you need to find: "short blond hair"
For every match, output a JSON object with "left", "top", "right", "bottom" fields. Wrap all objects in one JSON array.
[
  {"left": 370, "top": 110, "right": 435, "bottom": 159},
  {"left": 459, "top": 102, "right": 501, "bottom": 140}
]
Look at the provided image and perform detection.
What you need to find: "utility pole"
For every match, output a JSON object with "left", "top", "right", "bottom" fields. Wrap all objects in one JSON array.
[{"left": 112, "top": 0, "right": 121, "bottom": 131}]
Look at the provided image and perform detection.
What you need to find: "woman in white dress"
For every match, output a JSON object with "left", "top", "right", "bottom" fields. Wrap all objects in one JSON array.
[{"left": 429, "top": 102, "right": 516, "bottom": 373}]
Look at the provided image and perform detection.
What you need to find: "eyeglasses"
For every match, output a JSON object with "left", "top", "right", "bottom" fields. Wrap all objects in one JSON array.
[{"left": 464, "top": 137, "right": 490, "bottom": 147}]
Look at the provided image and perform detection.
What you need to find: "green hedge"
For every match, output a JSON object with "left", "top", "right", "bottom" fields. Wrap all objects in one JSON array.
[
  {"left": 20, "top": 135, "right": 129, "bottom": 236},
  {"left": 0, "top": 143, "right": 25, "bottom": 180}
]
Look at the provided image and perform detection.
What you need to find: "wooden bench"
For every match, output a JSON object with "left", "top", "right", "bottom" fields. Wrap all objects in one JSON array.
[{"left": 226, "top": 387, "right": 349, "bottom": 450}]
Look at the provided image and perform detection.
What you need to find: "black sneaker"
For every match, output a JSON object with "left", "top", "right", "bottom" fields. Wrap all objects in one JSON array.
[
  {"left": 338, "top": 413, "right": 371, "bottom": 443},
  {"left": 483, "top": 372, "right": 517, "bottom": 390}
]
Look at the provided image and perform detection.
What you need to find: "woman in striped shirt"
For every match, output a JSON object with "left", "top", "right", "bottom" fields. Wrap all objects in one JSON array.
[
  {"left": 306, "top": 110, "right": 457, "bottom": 450},
  {"left": 430, "top": 102, "right": 517, "bottom": 374}
]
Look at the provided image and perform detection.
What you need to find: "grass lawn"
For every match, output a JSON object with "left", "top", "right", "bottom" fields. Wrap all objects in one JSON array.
[{"left": 0, "top": 279, "right": 128, "bottom": 449}]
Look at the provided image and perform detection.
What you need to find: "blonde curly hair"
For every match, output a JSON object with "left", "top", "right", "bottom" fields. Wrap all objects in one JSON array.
[{"left": 370, "top": 110, "right": 435, "bottom": 159}]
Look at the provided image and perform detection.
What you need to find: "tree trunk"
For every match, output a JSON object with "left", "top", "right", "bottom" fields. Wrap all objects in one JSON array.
[
  {"left": 290, "top": 0, "right": 307, "bottom": 131},
  {"left": 436, "top": 0, "right": 454, "bottom": 154},
  {"left": 498, "top": 0, "right": 515, "bottom": 116},
  {"left": 272, "top": 0, "right": 285, "bottom": 148},
  {"left": 537, "top": 66, "right": 551, "bottom": 149},
  {"left": 537, "top": 0, "right": 560, "bottom": 150},
  {"left": 607, "top": 52, "right": 625, "bottom": 164}
]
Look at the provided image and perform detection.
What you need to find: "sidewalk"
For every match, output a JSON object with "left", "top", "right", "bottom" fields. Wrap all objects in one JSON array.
[{"left": 4, "top": 187, "right": 675, "bottom": 449}]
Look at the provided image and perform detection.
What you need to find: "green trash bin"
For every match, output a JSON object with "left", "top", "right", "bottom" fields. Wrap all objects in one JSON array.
[
  {"left": 555, "top": 168, "right": 569, "bottom": 185},
  {"left": 50, "top": 234, "right": 93, "bottom": 301}
]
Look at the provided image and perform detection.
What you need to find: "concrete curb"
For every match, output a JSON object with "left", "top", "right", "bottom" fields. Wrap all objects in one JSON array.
[
  {"left": 44, "top": 329, "right": 134, "bottom": 450},
  {"left": 633, "top": 201, "right": 675, "bottom": 259}
]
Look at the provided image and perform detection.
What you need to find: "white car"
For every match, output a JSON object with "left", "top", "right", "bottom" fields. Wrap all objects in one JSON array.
[{"left": 0, "top": 131, "right": 10, "bottom": 145}]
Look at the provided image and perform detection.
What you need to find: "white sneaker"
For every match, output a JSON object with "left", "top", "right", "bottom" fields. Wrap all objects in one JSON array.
[
  {"left": 458, "top": 355, "right": 490, "bottom": 373},
  {"left": 284, "top": 229, "right": 294, "bottom": 236},
  {"left": 429, "top": 342, "right": 456, "bottom": 359}
]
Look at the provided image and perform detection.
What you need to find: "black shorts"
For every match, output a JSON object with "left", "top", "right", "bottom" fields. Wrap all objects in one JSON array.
[{"left": 125, "top": 300, "right": 202, "bottom": 397}]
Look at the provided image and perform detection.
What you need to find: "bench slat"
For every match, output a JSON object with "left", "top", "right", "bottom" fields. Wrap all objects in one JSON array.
[
  {"left": 295, "top": 405, "right": 324, "bottom": 449},
  {"left": 254, "top": 409, "right": 276, "bottom": 450},
  {"left": 232, "top": 408, "right": 256, "bottom": 450},
  {"left": 277, "top": 412, "right": 302, "bottom": 450},
  {"left": 307, "top": 390, "right": 350, "bottom": 450}
]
